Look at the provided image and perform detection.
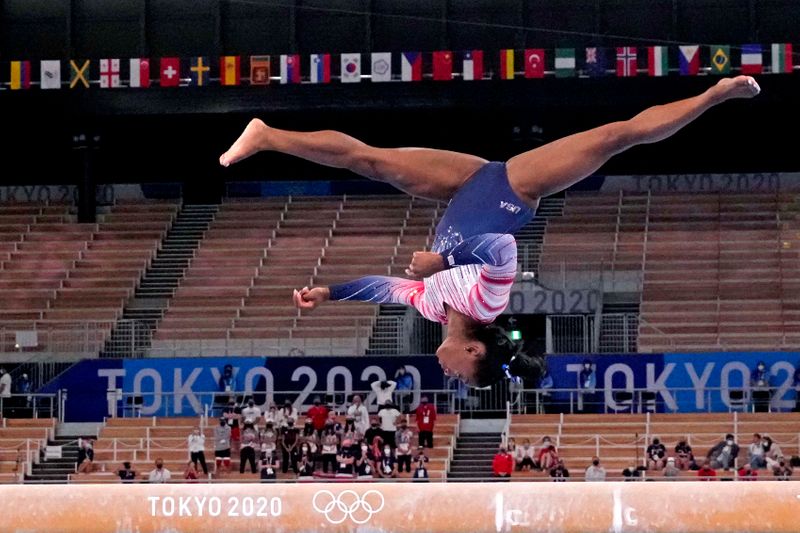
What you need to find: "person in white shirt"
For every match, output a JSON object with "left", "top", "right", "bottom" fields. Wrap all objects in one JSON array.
[
  {"left": 347, "top": 395, "right": 370, "bottom": 435},
  {"left": 277, "top": 399, "right": 298, "bottom": 428},
  {"left": 188, "top": 427, "right": 208, "bottom": 475},
  {"left": 514, "top": 439, "right": 536, "bottom": 471},
  {"left": 378, "top": 402, "right": 401, "bottom": 448},
  {"left": 584, "top": 456, "right": 607, "bottom": 481},
  {"left": 748, "top": 433, "right": 766, "bottom": 469},
  {"left": 241, "top": 399, "right": 262, "bottom": 429},
  {"left": 148, "top": 458, "right": 172, "bottom": 483},
  {"left": 0, "top": 369, "right": 12, "bottom": 401},
  {"left": 371, "top": 380, "right": 396, "bottom": 408}
]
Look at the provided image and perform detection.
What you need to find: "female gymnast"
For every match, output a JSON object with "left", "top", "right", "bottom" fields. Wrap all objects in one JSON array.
[{"left": 220, "top": 75, "right": 760, "bottom": 387}]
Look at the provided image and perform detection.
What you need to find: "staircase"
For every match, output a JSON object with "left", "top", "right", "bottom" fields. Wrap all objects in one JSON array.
[
  {"left": 25, "top": 438, "right": 79, "bottom": 483},
  {"left": 366, "top": 304, "right": 407, "bottom": 354},
  {"left": 101, "top": 204, "right": 219, "bottom": 357},
  {"left": 516, "top": 196, "right": 565, "bottom": 273},
  {"left": 447, "top": 431, "right": 502, "bottom": 481}
]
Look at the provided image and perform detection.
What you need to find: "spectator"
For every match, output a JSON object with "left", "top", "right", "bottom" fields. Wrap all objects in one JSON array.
[
  {"left": 737, "top": 465, "right": 758, "bottom": 480},
  {"left": 259, "top": 451, "right": 278, "bottom": 482},
  {"left": 300, "top": 418, "right": 319, "bottom": 465},
  {"left": 355, "top": 444, "right": 374, "bottom": 479},
  {"left": 219, "top": 363, "right": 237, "bottom": 393},
  {"left": 395, "top": 419, "right": 414, "bottom": 473},
  {"left": 364, "top": 417, "right": 382, "bottom": 449},
  {"left": 708, "top": 433, "right": 739, "bottom": 470},
  {"left": 214, "top": 417, "right": 232, "bottom": 473},
  {"left": 148, "top": 458, "right": 171, "bottom": 483},
  {"left": 413, "top": 446, "right": 430, "bottom": 482},
  {"left": 222, "top": 398, "right": 242, "bottom": 444},
  {"left": 378, "top": 444, "right": 398, "bottom": 478},
  {"left": 550, "top": 459, "right": 570, "bottom": 482},
  {"left": 772, "top": 458, "right": 793, "bottom": 480},
  {"left": 506, "top": 438, "right": 516, "bottom": 454},
  {"left": 341, "top": 416, "right": 362, "bottom": 448},
  {"left": 324, "top": 411, "right": 342, "bottom": 434},
  {"left": 536, "top": 369, "right": 554, "bottom": 413},
  {"left": 280, "top": 419, "right": 300, "bottom": 474},
  {"left": 646, "top": 437, "right": 667, "bottom": 470},
  {"left": 751, "top": 360, "right": 772, "bottom": 412},
  {"left": 674, "top": 438, "right": 694, "bottom": 470},
  {"left": 415, "top": 395, "right": 437, "bottom": 449},
  {"left": 239, "top": 421, "right": 259, "bottom": 474},
  {"left": 297, "top": 453, "right": 315, "bottom": 478},
  {"left": 259, "top": 421, "right": 279, "bottom": 461},
  {"left": 584, "top": 456, "right": 606, "bottom": 481},
  {"left": 187, "top": 426, "right": 208, "bottom": 476},
  {"left": 378, "top": 401, "right": 401, "bottom": 448},
  {"left": 0, "top": 368, "right": 12, "bottom": 402},
  {"left": 15, "top": 373, "right": 31, "bottom": 407},
  {"left": 394, "top": 366, "right": 414, "bottom": 412},
  {"left": 263, "top": 404, "right": 279, "bottom": 426},
  {"left": 76, "top": 438, "right": 95, "bottom": 474},
  {"left": 762, "top": 435, "right": 783, "bottom": 470},
  {"left": 184, "top": 461, "right": 199, "bottom": 482},
  {"left": 241, "top": 398, "right": 262, "bottom": 429},
  {"left": 663, "top": 457, "right": 680, "bottom": 478},
  {"left": 537, "top": 436, "right": 559, "bottom": 471},
  {"left": 492, "top": 446, "right": 514, "bottom": 479},
  {"left": 320, "top": 424, "right": 340, "bottom": 474},
  {"left": 335, "top": 447, "right": 355, "bottom": 478},
  {"left": 371, "top": 379, "right": 397, "bottom": 408},
  {"left": 578, "top": 360, "right": 597, "bottom": 413},
  {"left": 307, "top": 396, "right": 329, "bottom": 435},
  {"left": 118, "top": 461, "right": 136, "bottom": 483},
  {"left": 697, "top": 460, "right": 717, "bottom": 481},
  {"left": 514, "top": 439, "right": 536, "bottom": 471},
  {"left": 277, "top": 399, "right": 298, "bottom": 428},
  {"left": 346, "top": 395, "right": 370, "bottom": 434},
  {"left": 747, "top": 433, "right": 766, "bottom": 469}
]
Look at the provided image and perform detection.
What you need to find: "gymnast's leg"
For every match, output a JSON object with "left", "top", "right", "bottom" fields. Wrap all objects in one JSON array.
[
  {"left": 219, "top": 120, "right": 487, "bottom": 201},
  {"left": 505, "top": 76, "right": 760, "bottom": 203}
]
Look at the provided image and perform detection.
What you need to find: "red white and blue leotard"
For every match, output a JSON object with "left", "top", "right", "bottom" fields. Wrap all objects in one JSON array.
[{"left": 328, "top": 162, "right": 535, "bottom": 324}]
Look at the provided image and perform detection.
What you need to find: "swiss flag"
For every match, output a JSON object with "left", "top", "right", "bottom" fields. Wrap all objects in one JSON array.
[
  {"left": 159, "top": 57, "right": 180, "bottom": 87},
  {"left": 524, "top": 49, "right": 545, "bottom": 78},
  {"left": 432, "top": 51, "right": 453, "bottom": 81}
]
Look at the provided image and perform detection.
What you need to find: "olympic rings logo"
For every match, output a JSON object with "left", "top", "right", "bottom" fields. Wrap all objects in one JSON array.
[{"left": 312, "top": 489, "right": 385, "bottom": 525}]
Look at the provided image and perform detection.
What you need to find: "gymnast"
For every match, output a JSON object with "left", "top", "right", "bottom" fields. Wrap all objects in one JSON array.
[{"left": 220, "top": 76, "right": 760, "bottom": 387}]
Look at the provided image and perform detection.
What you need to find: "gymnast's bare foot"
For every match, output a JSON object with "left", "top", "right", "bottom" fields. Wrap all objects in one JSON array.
[
  {"left": 712, "top": 75, "right": 761, "bottom": 103},
  {"left": 219, "top": 118, "right": 270, "bottom": 167}
]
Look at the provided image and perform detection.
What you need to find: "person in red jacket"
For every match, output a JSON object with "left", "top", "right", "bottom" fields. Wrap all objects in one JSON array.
[
  {"left": 492, "top": 446, "right": 514, "bottom": 478},
  {"left": 415, "top": 395, "right": 437, "bottom": 449},
  {"left": 697, "top": 460, "right": 717, "bottom": 481},
  {"left": 307, "top": 396, "right": 329, "bottom": 436}
]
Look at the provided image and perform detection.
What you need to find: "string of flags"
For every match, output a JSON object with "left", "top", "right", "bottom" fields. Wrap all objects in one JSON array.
[{"left": 2, "top": 44, "right": 795, "bottom": 90}]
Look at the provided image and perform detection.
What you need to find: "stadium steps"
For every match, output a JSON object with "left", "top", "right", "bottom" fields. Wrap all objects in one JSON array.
[
  {"left": 25, "top": 438, "right": 79, "bottom": 483},
  {"left": 447, "top": 432, "right": 502, "bottom": 481},
  {"left": 365, "top": 304, "right": 407, "bottom": 354},
  {"left": 515, "top": 197, "right": 565, "bottom": 274},
  {"left": 101, "top": 204, "right": 219, "bottom": 357}
]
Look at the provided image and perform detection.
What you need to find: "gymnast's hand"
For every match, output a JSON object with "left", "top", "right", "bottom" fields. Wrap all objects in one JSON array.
[
  {"left": 405, "top": 251, "right": 446, "bottom": 280},
  {"left": 293, "top": 286, "right": 330, "bottom": 311}
]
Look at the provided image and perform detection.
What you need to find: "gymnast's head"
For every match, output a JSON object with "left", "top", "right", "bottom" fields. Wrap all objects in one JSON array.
[{"left": 436, "top": 323, "right": 544, "bottom": 387}]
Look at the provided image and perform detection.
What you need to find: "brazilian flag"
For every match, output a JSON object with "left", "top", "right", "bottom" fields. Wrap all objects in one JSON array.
[{"left": 710, "top": 45, "right": 731, "bottom": 75}]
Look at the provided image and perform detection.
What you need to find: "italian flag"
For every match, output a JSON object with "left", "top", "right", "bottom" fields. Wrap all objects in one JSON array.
[
  {"left": 499, "top": 49, "right": 514, "bottom": 80},
  {"left": 647, "top": 46, "right": 668, "bottom": 76},
  {"left": 771, "top": 43, "right": 793, "bottom": 73}
]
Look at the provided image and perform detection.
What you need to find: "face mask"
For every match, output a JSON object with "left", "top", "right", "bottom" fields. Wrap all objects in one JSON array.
[
  {"left": 758, "top": 365, "right": 765, "bottom": 371},
  {"left": 584, "top": 365, "right": 591, "bottom": 370},
  {"left": 248, "top": 402, "right": 254, "bottom": 407},
  {"left": 726, "top": 439, "right": 733, "bottom": 445},
  {"left": 543, "top": 440, "right": 550, "bottom": 445},
  {"left": 384, "top": 448, "right": 391, "bottom": 454},
  {"left": 592, "top": 460, "right": 599, "bottom": 466},
  {"left": 372, "top": 423, "right": 378, "bottom": 427},
  {"left": 400, "top": 425, "right": 407, "bottom": 430},
  {"left": 302, "top": 446, "right": 308, "bottom": 451},
  {"left": 361, "top": 446, "right": 368, "bottom": 452},
  {"left": 653, "top": 440, "right": 660, "bottom": 445}
]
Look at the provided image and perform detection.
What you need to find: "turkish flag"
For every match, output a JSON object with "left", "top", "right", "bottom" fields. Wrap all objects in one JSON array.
[
  {"left": 159, "top": 57, "right": 180, "bottom": 87},
  {"left": 524, "top": 49, "right": 545, "bottom": 78}
]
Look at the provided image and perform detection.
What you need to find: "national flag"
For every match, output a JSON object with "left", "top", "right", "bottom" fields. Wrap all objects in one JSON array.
[
  {"left": 583, "top": 47, "right": 608, "bottom": 77},
  {"left": 709, "top": 45, "right": 730, "bottom": 75},
  {"left": 370, "top": 53, "right": 392, "bottom": 82},
  {"left": 499, "top": 49, "right": 515, "bottom": 79},
  {"left": 401, "top": 52, "right": 422, "bottom": 81},
  {"left": 740, "top": 44, "right": 763, "bottom": 75},
  {"left": 524, "top": 49, "right": 545, "bottom": 78},
  {"left": 220, "top": 56, "right": 241, "bottom": 86},
  {"left": 310, "top": 54, "right": 331, "bottom": 83},
  {"left": 98, "top": 58, "right": 120, "bottom": 88},
  {"left": 9, "top": 61, "right": 30, "bottom": 90},
  {"left": 462, "top": 50, "right": 483, "bottom": 81},
  {"left": 69, "top": 60, "right": 90, "bottom": 89},
  {"left": 40, "top": 60, "right": 61, "bottom": 90},
  {"left": 679, "top": 45, "right": 700, "bottom": 75},
  {"left": 647, "top": 46, "right": 668, "bottom": 76},
  {"left": 188, "top": 57, "right": 210, "bottom": 86},
  {"left": 555, "top": 48, "right": 576, "bottom": 78},
  {"left": 250, "top": 56, "right": 270, "bottom": 85},
  {"left": 433, "top": 51, "right": 453, "bottom": 81},
  {"left": 280, "top": 55, "right": 301, "bottom": 84},
  {"left": 159, "top": 57, "right": 180, "bottom": 87},
  {"left": 616, "top": 47, "right": 638, "bottom": 77},
  {"left": 771, "top": 43, "right": 793, "bottom": 74},
  {"left": 129, "top": 58, "right": 150, "bottom": 88},
  {"left": 340, "top": 53, "right": 361, "bottom": 83}
]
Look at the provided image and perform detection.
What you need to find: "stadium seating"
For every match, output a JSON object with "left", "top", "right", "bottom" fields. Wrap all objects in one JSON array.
[{"left": 0, "top": 418, "right": 56, "bottom": 483}]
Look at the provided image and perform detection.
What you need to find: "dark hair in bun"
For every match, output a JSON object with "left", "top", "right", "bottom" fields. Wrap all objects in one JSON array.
[{"left": 471, "top": 324, "right": 545, "bottom": 388}]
